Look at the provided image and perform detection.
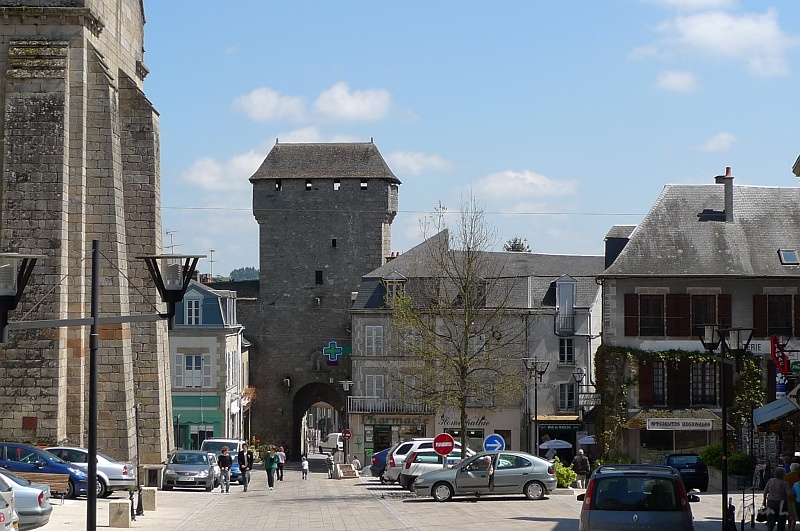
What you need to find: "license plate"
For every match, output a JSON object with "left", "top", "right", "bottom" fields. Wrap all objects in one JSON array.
[
  {"left": 682, "top": 468, "right": 695, "bottom": 473},
  {"left": 178, "top": 478, "right": 194, "bottom": 482}
]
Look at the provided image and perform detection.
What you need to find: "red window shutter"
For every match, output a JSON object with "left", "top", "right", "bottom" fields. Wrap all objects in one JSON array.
[
  {"left": 625, "top": 294, "right": 639, "bottom": 337},
  {"left": 639, "top": 358, "right": 654, "bottom": 407},
  {"left": 718, "top": 294, "right": 732, "bottom": 328},
  {"left": 766, "top": 362, "right": 776, "bottom": 402},
  {"left": 753, "top": 295, "right": 768, "bottom": 338},
  {"left": 666, "top": 294, "right": 690, "bottom": 337}
]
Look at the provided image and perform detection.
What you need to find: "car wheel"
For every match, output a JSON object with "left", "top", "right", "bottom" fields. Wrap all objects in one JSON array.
[
  {"left": 205, "top": 483, "right": 213, "bottom": 492},
  {"left": 66, "top": 479, "right": 76, "bottom": 499},
  {"left": 407, "top": 476, "right": 417, "bottom": 492},
  {"left": 524, "top": 480, "right": 545, "bottom": 500},
  {"left": 432, "top": 482, "right": 453, "bottom": 502},
  {"left": 96, "top": 478, "right": 108, "bottom": 498}
]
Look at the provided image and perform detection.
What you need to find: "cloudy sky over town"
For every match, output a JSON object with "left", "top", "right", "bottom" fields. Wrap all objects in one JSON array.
[{"left": 144, "top": 1, "right": 800, "bottom": 276}]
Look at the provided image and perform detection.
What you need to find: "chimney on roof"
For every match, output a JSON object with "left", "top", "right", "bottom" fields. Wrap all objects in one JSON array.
[{"left": 714, "top": 166, "right": 734, "bottom": 222}]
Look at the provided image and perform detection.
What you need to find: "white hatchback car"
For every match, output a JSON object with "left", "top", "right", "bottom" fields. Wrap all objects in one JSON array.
[
  {"left": 398, "top": 449, "right": 467, "bottom": 490},
  {"left": 385, "top": 438, "right": 473, "bottom": 483}
]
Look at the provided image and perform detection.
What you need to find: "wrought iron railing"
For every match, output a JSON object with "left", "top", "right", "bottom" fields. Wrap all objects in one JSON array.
[{"left": 347, "top": 396, "right": 433, "bottom": 414}]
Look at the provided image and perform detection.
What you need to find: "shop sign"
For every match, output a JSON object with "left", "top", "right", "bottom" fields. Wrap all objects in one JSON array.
[
  {"left": 439, "top": 415, "right": 490, "bottom": 427},
  {"left": 646, "top": 418, "right": 712, "bottom": 431},
  {"left": 362, "top": 414, "right": 428, "bottom": 426},
  {"left": 539, "top": 423, "right": 580, "bottom": 431}
]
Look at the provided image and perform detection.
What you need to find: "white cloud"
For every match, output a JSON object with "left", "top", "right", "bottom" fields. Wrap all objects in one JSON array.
[
  {"left": 312, "top": 82, "right": 391, "bottom": 121},
  {"left": 181, "top": 150, "right": 265, "bottom": 191},
  {"left": 653, "top": 9, "right": 797, "bottom": 76},
  {"left": 233, "top": 87, "right": 306, "bottom": 122},
  {"left": 655, "top": 70, "right": 698, "bottom": 92},
  {"left": 642, "top": 0, "right": 736, "bottom": 11},
  {"left": 696, "top": 132, "right": 737, "bottom": 152},
  {"left": 472, "top": 170, "right": 578, "bottom": 200},
  {"left": 385, "top": 151, "right": 454, "bottom": 176}
]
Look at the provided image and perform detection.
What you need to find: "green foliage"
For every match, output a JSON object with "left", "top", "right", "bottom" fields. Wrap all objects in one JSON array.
[
  {"left": 229, "top": 266, "right": 259, "bottom": 281},
  {"left": 700, "top": 444, "right": 723, "bottom": 469},
  {"left": 700, "top": 444, "right": 753, "bottom": 476},
  {"left": 594, "top": 454, "right": 633, "bottom": 468},
  {"left": 502, "top": 237, "right": 531, "bottom": 252},
  {"left": 555, "top": 456, "right": 577, "bottom": 488}
]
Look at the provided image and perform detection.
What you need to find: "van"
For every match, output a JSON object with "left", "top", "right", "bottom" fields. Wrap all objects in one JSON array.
[
  {"left": 200, "top": 438, "right": 246, "bottom": 485},
  {"left": 319, "top": 433, "right": 344, "bottom": 454}
]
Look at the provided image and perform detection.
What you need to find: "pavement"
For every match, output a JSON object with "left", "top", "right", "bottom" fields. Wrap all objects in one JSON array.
[{"left": 43, "top": 453, "right": 754, "bottom": 530}]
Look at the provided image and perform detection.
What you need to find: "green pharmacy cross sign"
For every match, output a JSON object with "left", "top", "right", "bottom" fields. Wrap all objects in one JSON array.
[{"left": 322, "top": 341, "right": 351, "bottom": 365}]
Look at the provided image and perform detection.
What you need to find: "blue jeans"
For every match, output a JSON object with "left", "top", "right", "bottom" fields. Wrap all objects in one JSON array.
[{"left": 220, "top": 470, "right": 230, "bottom": 492}]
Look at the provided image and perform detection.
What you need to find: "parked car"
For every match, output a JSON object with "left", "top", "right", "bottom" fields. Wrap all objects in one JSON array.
[
  {"left": 652, "top": 452, "right": 709, "bottom": 492},
  {"left": 369, "top": 448, "right": 391, "bottom": 483},
  {"left": 0, "top": 497, "right": 12, "bottom": 531},
  {"left": 385, "top": 438, "right": 474, "bottom": 483},
  {"left": 0, "top": 442, "right": 88, "bottom": 498},
  {"left": 399, "top": 449, "right": 466, "bottom": 490},
  {"left": 413, "top": 450, "right": 556, "bottom": 502},
  {"left": 0, "top": 468, "right": 52, "bottom": 531},
  {"left": 319, "top": 433, "right": 344, "bottom": 454},
  {"left": 577, "top": 464, "right": 700, "bottom": 531},
  {"left": 45, "top": 446, "right": 136, "bottom": 498},
  {"left": 0, "top": 474, "right": 12, "bottom": 531},
  {"left": 162, "top": 450, "right": 220, "bottom": 491},
  {"left": 199, "top": 438, "right": 245, "bottom": 485}
]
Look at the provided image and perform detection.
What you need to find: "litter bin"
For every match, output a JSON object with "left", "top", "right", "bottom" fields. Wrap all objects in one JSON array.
[{"left": 141, "top": 464, "right": 165, "bottom": 489}]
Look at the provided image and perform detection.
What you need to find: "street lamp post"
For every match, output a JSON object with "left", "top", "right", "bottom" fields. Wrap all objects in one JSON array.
[
  {"left": 0, "top": 241, "right": 203, "bottom": 531},
  {"left": 572, "top": 367, "right": 586, "bottom": 421},
  {"left": 695, "top": 324, "right": 753, "bottom": 531},
  {"left": 522, "top": 358, "right": 550, "bottom": 456}
]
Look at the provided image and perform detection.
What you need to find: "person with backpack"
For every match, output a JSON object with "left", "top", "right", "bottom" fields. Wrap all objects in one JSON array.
[{"left": 572, "top": 449, "right": 590, "bottom": 489}]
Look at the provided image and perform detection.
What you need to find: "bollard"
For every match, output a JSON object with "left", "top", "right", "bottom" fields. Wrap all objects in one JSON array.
[
  {"left": 141, "top": 487, "right": 157, "bottom": 511},
  {"left": 109, "top": 499, "right": 131, "bottom": 528},
  {"left": 129, "top": 490, "right": 135, "bottom": 521}
]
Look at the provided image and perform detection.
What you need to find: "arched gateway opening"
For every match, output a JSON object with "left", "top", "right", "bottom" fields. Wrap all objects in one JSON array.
[{"left": 292, "top": 382, "right": 344, "bottom": 459}]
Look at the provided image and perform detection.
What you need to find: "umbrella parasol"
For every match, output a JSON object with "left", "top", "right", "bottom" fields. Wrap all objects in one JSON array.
[
  {"left": 538, "top": 439, "right": 573, "bottom": 449},
  {"left": 577, "top": 435, "right": 596, "bottom": 445}
]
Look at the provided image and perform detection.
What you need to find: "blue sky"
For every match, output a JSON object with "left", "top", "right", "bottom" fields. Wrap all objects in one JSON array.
[{"left": 143, "top": 0, "right": 800, "bottom": 277}]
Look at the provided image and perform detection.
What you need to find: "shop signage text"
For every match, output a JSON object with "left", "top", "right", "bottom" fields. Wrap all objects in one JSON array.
[{"left": 646, "top": 418, "right": 713, "bottom": 431}]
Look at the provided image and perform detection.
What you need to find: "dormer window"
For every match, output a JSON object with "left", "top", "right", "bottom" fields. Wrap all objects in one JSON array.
[
  {"left": 556, "top": 275, "right": 577, "bottom": 335},
  {"left": 778, "top": 249, "right": 799, "bottom": 265},
  {"left": 382, "top": 271, "right": 407, "bottom": 307}
]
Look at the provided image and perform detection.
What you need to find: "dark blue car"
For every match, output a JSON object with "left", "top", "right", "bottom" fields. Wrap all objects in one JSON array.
[
  {"left": 0, "top": 442, "right": 89, "bottom": 498},
  {"left": 370, "top": 448, "right": 392, "bottom": 483}
]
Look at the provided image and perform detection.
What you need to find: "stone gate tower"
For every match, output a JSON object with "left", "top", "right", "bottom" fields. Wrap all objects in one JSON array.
[
  {"left": 0, "top": 1, "right": 171, "bottom": 465},
  {"left": 248, "top": 141, "right": 399, "bottom": 456}
]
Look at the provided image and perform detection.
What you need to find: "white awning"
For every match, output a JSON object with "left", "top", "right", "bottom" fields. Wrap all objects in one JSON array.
[{"left": 753, "top": 397, "right": 800, "bottom": 425}]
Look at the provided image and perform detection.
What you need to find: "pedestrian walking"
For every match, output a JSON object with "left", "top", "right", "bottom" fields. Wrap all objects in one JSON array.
[
  {"left": 265, "top": 446, "right": 280, "bottom": 490},
  {"left": 277, "top": 446, "right": 286, "bottom": 481},
  {"left": 787, "top": 463, "right": 800, "bottom": 531},
  {"left": 351, "top": 455, "right": 361, "bottom": 472},
  {"left": 301, "top": 456, "right": 309, "bottom": 480},
  {"left": 571, "top": 449, "right": 590, "bottom": 489},
  {"left": 218, "top": 446, "right": 232, "bottom": 493},
  {"left": 325, "top": 453, "right": 334, "bottom": 479},
  {"left": 237, "top": 443, "right": 255, "bottom": 492},
  {"left": 764, "top": 466, "right": 792, "bottom": 531}
]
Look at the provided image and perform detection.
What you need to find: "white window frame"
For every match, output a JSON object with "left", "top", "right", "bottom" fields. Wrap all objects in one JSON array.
[
  {"left": 558, "top": 382, "right": 577, "bottom": 411},
  {"left": 366, "top": 374, "right": 385, "bottom": 397},
  {"left": 558, "top": 338, "right": 575, "bottom": 364},
  {"left": 365, "top": 326, "right": 384, "bottom": 356},
  {"left": 176, "top": 353, "right": 212, "bottom": 389},
  {"left": 185, "top": 298, "right": 202, "bottom": 325}
]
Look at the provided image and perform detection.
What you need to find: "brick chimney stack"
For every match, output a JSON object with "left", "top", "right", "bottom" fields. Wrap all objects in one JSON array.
[{"left": 714, "top": 166, "right": 734, "bottom": 222}]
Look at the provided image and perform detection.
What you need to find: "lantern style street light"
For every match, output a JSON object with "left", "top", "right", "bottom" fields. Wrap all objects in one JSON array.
[
  {"left": 695, "top": 324, "right": 753, "bottom": 531},
  {"left": 0, "top": 240, "right": 203, "bottom": 531},
  {"left": 522, "top": 357, "right": 550, "bottom": 455}
]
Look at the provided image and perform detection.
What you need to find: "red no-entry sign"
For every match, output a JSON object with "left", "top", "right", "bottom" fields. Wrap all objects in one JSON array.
[
  {"left": 433, "top": 433, "right": 455, "bottom": 455},
  {"left": 342, "top": 428, "right": 352, "bottom": 440}
]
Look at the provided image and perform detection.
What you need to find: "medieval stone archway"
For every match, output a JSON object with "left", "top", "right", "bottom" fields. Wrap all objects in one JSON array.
[{"left": 292, "top": 382, "right": 344, "bottom": 459}]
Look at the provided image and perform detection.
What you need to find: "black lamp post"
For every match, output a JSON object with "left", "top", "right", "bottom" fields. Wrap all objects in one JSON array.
[
  {"left": 696, "top": 324, "right": 753, "bottom": 531},
  {"left": 523, "top": 358, "right": 550, "bottom": 456},
  {"left": 572, "top": 367, "right": 586, "bottom": 419},
  {"left": 0, "top": 241, "right": 203, "bottom": 531}
]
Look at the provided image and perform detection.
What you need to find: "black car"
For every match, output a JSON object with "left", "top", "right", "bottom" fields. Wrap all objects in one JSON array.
[{"left": 652, "top": 453, "right": 709, "bottom": 492}]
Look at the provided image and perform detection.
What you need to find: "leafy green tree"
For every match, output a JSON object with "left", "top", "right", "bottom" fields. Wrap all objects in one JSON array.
[
  {"left": 390, "top": 197, "right": 526, "bottom": 453},
  {"left": 229, "top": 266, "right": 259, "bottom": 281},
  {"left": 503, "top": 237, "right": 531, "bottom": 252}
]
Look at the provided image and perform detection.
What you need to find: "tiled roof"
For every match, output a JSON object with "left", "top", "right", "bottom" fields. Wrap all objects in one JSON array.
[
  {"left": 603, "top": 184, "right": 800, "bottom": 277},
  {"left": 249, "top": 141, "right": 400, "bottom": 183}
]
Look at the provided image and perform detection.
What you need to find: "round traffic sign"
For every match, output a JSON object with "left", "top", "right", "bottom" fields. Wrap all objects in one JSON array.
[
  {"left": 433, "top": 433, "right": 455, "bottom": 455},
  {"left": 483, "top": 433, "right": 505, "bottom": 452},
  {"left": 342, "top": 429, "right": 352, "bottom": 440}
]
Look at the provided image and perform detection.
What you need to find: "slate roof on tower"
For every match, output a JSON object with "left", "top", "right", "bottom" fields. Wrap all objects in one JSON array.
[{"left": 249, "top": 141, "right": 401, "bottom": 183}]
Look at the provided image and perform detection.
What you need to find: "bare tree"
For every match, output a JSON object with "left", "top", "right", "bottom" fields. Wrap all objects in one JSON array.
[{"left": 389, "top": 197, "right": 526, "bottom": 453}]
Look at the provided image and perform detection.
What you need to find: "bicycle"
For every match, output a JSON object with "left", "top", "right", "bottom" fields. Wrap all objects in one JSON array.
[{"left": 735, "top": 488, "right": 757, "bottom": 530}]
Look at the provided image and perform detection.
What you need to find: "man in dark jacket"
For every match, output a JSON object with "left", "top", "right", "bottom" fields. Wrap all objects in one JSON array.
[
  {"left": 237, "top": 443, "right": 255, "bottom": 492},
  {"left": 218, "top": 446, "right": 233, "bottom": 493},
  {"left": 572, "top": 449, "right": 590, "bottom": 489}
]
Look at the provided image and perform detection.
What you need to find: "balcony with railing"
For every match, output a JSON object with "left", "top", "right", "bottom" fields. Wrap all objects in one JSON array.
[
  {"left": 556, "top": 314, "right": 575, "bottom": 335},
  {"left": 348, "top": 396, "right": 434, "bottom": 415}
]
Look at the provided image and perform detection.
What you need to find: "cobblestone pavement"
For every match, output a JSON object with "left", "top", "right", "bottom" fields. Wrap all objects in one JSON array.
[{"left": 43, "top": 454, "right": 743, "bottom": 530}]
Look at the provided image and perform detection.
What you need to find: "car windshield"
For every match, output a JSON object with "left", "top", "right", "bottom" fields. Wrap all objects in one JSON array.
[
  {"left": 171, "top": 453, "right": 208, "bottom": 465},
  {"left": 593, "top": 477, "right": 679, "bottom": 511},
  {"left": 0, "top": 469, "right": 32, "bottom": 486}
]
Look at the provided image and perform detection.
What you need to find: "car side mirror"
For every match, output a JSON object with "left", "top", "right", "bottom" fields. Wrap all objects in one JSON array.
[
  {"left": 34, "top": 460, "right": 45, "bottom": 468},
  {"left": 688, "top": 494, "right": 700, "bottom": 503},
  {"left": 577, "top": 493, "right": 586, "bottom": 501}
]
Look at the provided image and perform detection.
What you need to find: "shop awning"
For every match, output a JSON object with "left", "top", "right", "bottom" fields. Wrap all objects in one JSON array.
[
  {"left": 535, "top": 414, "right": 579, "bottom": 422},
  {"left": 623, "top": 408, "right": 725, "bottom": 430},
  {"left": 753, "top": 396, "right": 800, "bottom": 426}
]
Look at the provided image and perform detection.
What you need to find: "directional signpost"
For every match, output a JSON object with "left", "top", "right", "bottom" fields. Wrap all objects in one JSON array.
[
  {"left": 433, "top": 433, "right": 455, "bottom": 468},
  {"left": 483, "top": 433, "right": 505, "bottom": 452}
]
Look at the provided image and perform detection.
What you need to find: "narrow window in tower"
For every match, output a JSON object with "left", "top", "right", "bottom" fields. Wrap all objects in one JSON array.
[
  {"left": 331, "top": 239, "right": 337, "bottom": 248},
  {"left": 306, "top": 179, "right": 312, "bottom": 190},
  {"left": 275, "top": 179, "right": 282, "bottom": 191},
  {"left": 315, "top": 271, "right": 323, "bottom": 284},
  {"left": 334, "top": 180, "right": 340, "bottom": 191},
  {"left": 360, "top": 179, "right": 368, "bottom": 190}
]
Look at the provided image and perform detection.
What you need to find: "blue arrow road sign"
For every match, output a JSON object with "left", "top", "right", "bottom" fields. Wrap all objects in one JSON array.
[{"left": 483, "top": 434, "right": 505, "bottom": 452}]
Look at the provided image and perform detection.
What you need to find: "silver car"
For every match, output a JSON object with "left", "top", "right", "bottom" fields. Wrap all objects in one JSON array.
[
  {"left": 45, "top": 446, "right": 136, "bottom": 497},
  {"left": 0, "top": 469, "right": 52, "bottom": 531},
  {"left": 576, "top": 464, "right": 700, "bottom": 531},
  {"left": 162, "top": 450, "right": 220, "bottom": 491},
  {"left": 413, "top": 450, "right": 557, "bottom": 502},
  {"left": 0, "top": 498, "right": 11, "bottom": 531}
]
